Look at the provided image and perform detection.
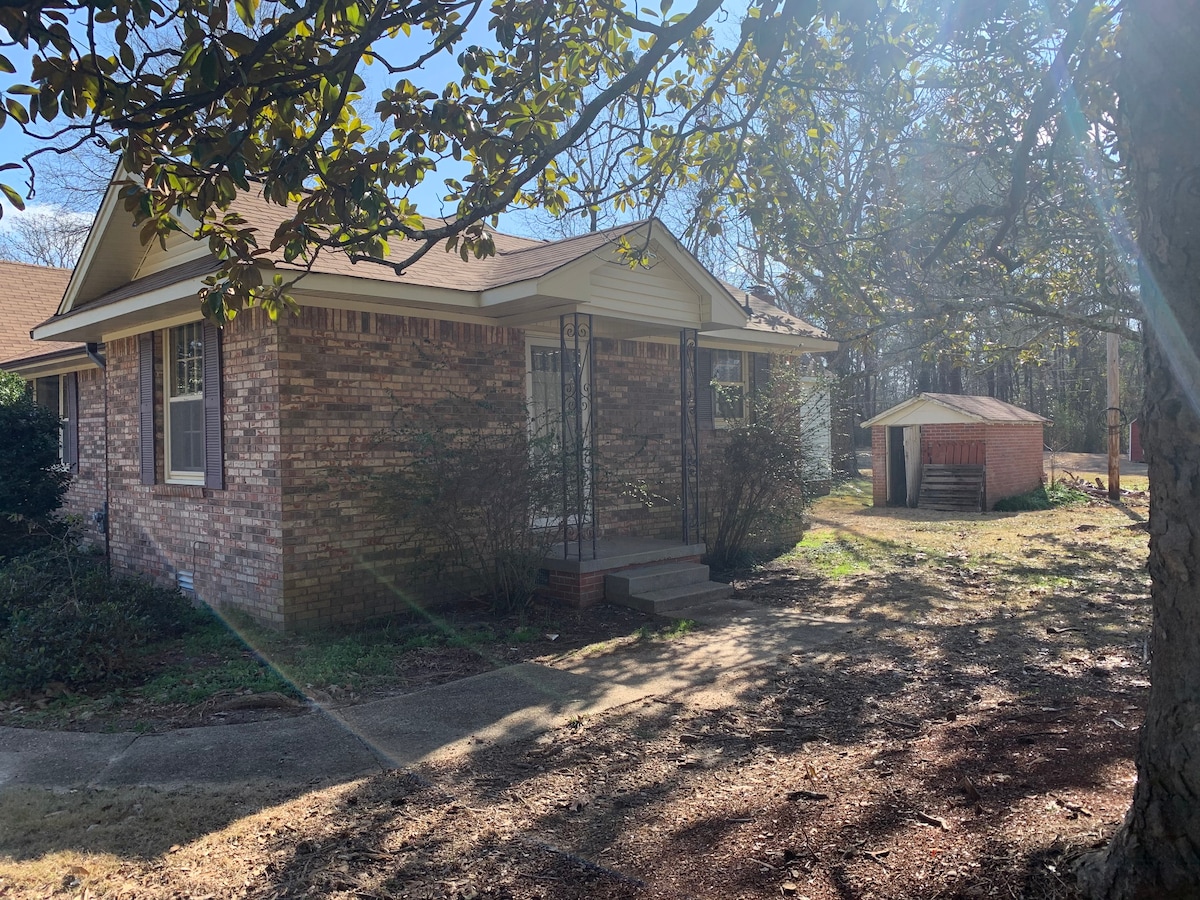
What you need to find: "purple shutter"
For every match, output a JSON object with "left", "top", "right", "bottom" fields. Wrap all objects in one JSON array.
[
  {"left": 64, "top": 371, "right": 79, "bottom": 472},
  {"left": 697, "top": 348, "right": 714, "bottom": 429},
  {"left": 139, "top": 333, "right": 155, "bottom": 485},
  {"left": 202, "top": 321, "right": 224, "bottom": 489},
  {"left": 752, "top": 353, "right": 770, "bottom": 397}
]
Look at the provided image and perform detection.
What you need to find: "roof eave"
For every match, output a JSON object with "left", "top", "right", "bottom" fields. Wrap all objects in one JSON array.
[{"left": 1, "top": 347, "right": 94, "bottom": 377}]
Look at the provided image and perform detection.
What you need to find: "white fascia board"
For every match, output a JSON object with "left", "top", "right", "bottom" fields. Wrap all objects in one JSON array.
[
  {"left": 481, "top": 279, "right": 539, "bottom": 306},
  {"left": 2, "top": 351, "right": 96, "bottom": 378},
  {"left": 642, "top": 225, "right": 749, "bottom": 328},
  {"left": 58, "top": 178, "right": 125, "bottom": 315},
  {"left": 861, "top": 397, "right": 982, "bottom": 429},
  {"left": 699, "top": 328, "right": 838, "bottom": 354},
  {"left": 286, "top": 271, "right": 481, "bottom": 311},
  {"left": 33, "top": 277, "right": 213, "bottom": 343}
]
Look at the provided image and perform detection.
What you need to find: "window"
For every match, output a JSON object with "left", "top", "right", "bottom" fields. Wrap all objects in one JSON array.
[
  {"left": 165, "top": 323, "right": 205, "bottom": 481},
  {"left": 711, "top": 349, "right": 747, "bottom": 424},
  {"left": 31, "top": 373, "right": 78, "bottom": 468},
  {"left": 529, "top": 344, "right": 565, "bottom": 451},
  {"left": 141, "top": 323, "right": 223, "bottom": 488}
]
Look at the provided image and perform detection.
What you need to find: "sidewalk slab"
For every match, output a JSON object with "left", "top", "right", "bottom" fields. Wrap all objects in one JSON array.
[
  {"left": 93, "top": 714, "right": 381, "bottom": 788},
  {"left": 0, "top": 607, "right": 857, "bottom": 792},
  {"left": 0, "top": 727, "right": 135, "bottom": 788},
  {"left": 336, "top": 662, "right": 651, "bottom": 765}
]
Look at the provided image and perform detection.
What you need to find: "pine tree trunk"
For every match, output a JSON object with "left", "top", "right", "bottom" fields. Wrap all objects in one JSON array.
[
  {"left": 1076, "top": 1, "right": 1200, "bottom": 896},
  {"left": 828, "top": 347, "right": 860, "bottom": 478}
]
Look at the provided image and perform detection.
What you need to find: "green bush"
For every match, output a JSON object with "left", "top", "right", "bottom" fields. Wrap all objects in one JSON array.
[
  {"left": 376, "top": 396, "right": 561, "bottom": 615},
  {"left": 0, "top": 377, "right": 70, "bottom": 556},
  {"left": 993, "top": 481, "right": 1091, "bottom": 512},
  {"left": 705, "top": 364, "right": 826, "bottom": 570},
  {"left": 0, "top": 537, "right": 201, "bottom": 693}
]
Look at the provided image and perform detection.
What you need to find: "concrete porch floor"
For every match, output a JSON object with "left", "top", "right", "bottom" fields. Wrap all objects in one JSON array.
[{"left": 541, "top": 537, "right": 707, "bottom": 575}]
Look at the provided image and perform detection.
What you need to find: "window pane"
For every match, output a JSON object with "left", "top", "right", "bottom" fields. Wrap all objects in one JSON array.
[
  {"left": 171, "top": 323, "right": 204, "bottom": 397},
  {"left": 35, "top": 376, "right": 61, "bottom": 414},
  {"left": 169, "top": 397, "right": 204, "bottom": 472},
  {"left": 711, "top": 350, "right": 743, "bottom": 383},
  {"left": 530, "top": 347, "right": 561, "bottom": 444},
  {"left": 716, "top": 386, "right": 745, "bottom": 421}
]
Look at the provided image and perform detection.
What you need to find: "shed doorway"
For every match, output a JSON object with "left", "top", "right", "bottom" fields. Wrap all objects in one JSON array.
[{"left": 886, "top": 425, "right": 922, "bottom": 506}]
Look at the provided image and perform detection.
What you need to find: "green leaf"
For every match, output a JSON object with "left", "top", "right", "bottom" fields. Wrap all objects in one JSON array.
[
  {"left": 234, "top": 0, "right": 259, "bottom": 27},
  {"left": 0, "top": 183, "right": 26, "bottom": 211}
]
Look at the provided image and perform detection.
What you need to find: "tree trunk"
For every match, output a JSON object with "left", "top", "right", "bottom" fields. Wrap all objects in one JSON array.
[
  {"left": 828, "top": 347, "right": 860, "bottom": 479},
  {"left": 1076, "top": 2, "right": 1200, "bottom": 896}
]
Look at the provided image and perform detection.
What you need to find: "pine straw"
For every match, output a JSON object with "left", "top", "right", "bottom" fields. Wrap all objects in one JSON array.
[{"left": 0, "top": 485, "right": 1151, "bottom": 899}]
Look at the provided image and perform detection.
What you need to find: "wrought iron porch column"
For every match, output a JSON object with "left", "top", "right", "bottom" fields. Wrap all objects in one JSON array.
[
  {"left": 560, "top": 313, "right": 596, "bottom": 561},
  {"left": 680, "top": 328, "right": 701, "bottom": 545}
]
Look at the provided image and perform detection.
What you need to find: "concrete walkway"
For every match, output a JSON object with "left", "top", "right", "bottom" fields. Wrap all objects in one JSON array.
[{"left": 0, "top": 602, "right": 854, "bottom": 791}]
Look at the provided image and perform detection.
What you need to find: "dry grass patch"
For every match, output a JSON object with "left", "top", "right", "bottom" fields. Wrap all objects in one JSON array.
[{"left": 0, "top": 481, "right": 1151, "bottom": 899}]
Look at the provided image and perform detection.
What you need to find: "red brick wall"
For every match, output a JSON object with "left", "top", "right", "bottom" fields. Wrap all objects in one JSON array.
[
  {"left": 274, "top": 309, "right": 528, "bottom": 628},
  {"left": 982, "top": 423, "right": 1044, "bottom": 506},
  {"left": 62, "top": 366, "right": 107, "bottom": 540},
  {"left": 871, "top": 426, "right": 887, "bottom": 506},
  {"left": 105, "top": 312, "right": 287, "bottom": 627},
  {"left": 99, "top": 309, "right": 832, "bottom": 627},
  {"left": 593, "top": 338, "right": 682, "bottom": 541}
]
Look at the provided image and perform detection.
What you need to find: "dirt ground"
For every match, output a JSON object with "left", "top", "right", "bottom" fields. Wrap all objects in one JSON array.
[{"left": 0, "top": 482, "right": 1152, "bottom": 899}]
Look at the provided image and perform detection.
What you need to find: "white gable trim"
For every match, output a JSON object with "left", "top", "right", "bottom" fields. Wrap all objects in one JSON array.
[{"left": 861, "top": 395, "right": 985, "bottom": 429}]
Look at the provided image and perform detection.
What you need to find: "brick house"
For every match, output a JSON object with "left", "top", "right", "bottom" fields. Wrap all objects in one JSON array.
[
  {"left": 8, "top": 187, "right": 835, "bottom": 629},
  {"left": 0, "top": 261, "right": 108, "bottom": 531},
  {"left": 862, "top": 393, "right": 1046, "bottom": 511}
]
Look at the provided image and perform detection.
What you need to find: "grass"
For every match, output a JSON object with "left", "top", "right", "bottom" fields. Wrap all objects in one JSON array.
[
  {"left": 993, "top": 480, "right": 1091, "bottom": 511},
  {"left": 780, "top": 525, "right": 897, "bottom": 578},
  {"left": 0, "top": 603, "right": 589, "bottom": 730}
]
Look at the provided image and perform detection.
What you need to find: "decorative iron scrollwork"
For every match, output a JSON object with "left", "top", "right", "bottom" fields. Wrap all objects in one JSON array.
[
  {"left": 680, "top": 328, "right": 701, "bottom": 545},
  {"left": 560, "top": 313, "right": 596, "bottom": 560}
]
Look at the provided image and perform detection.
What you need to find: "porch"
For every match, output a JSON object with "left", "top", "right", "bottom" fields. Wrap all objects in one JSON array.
[{"left": 537, "top": 537, "right": 706, "bottom": 608}]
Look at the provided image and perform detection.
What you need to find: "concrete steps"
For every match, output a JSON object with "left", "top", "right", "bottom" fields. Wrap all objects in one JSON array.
[{"left": 605, "top": 562, "right": 734, "bottom": 615}]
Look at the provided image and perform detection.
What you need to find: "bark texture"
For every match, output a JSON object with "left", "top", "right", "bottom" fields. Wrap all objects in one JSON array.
[{"left": 1076, "top": 1, "right": 1200, "bottom": 896}]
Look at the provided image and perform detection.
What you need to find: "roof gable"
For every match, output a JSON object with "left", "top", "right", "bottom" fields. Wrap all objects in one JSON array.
[{"left": 862, "top": 392, "right": 1047, "bottom": 428}]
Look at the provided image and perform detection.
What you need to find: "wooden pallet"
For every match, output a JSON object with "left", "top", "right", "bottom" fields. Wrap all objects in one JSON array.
[{"left": 918, "top": 464, "right": 985, "bottom": 512}]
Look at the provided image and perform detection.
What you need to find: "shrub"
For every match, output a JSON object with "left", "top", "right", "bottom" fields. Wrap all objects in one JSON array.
[
  {"left": 376, "top": 397, "right": 562, "bottom": 615},
  {"left": 0, "top": 372, "right": 70, "bottom": 556},
  {"left": 705, "top": 364, "right": 827, "bottom": 570},
  {"left": 993, "top": 481, "right": 1091, "bottom": 512},
  {"left": 0, "top": 535, "right": 201, "bottom": 693}
]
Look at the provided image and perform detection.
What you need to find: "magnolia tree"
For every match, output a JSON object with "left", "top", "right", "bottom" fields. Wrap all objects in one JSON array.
[{"left": 3, "top": 0, "right": 1200, "bottom": 893}]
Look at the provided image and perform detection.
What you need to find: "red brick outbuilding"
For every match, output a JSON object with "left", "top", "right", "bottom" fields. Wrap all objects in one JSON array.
[{"left": 862, "top": 393, "right": 1046, "bottom": 511}]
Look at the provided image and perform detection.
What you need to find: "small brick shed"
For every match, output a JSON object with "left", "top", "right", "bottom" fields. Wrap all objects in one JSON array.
[{"left": 862, "top": 393, "right": 1047, "bottom": 510}]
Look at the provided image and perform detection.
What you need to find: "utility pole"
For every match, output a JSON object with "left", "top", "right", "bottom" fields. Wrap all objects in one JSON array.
[{"left": 1107, "top": 330, "right": 1121, "bottom": 500}]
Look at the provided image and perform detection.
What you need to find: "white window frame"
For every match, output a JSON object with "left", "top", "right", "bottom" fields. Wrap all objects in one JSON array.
[
  {"left": 163, "top": 323, "right": 206, "bottom": 485},
  {"left": 711, "top": 348, "right": 748, "bottom": 428}
]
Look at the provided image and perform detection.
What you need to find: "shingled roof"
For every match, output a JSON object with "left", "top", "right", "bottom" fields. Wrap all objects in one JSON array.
[
  {"left": 862, "top": 392, "right": 1047, "bottom": 428},
  {"left": 38, "top": 183, "right": 836, "bottom": 354},
  {"left": 225, "top": 193, "right": 650, "bottom": 293},
  {"left": 0, "top": 260, "right": 78, "bottom": 365}
]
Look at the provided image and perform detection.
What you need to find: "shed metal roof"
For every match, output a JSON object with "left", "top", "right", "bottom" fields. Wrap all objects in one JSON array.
[{"left": 861, "top": 392, "right": 1048, "bottom": 428}]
